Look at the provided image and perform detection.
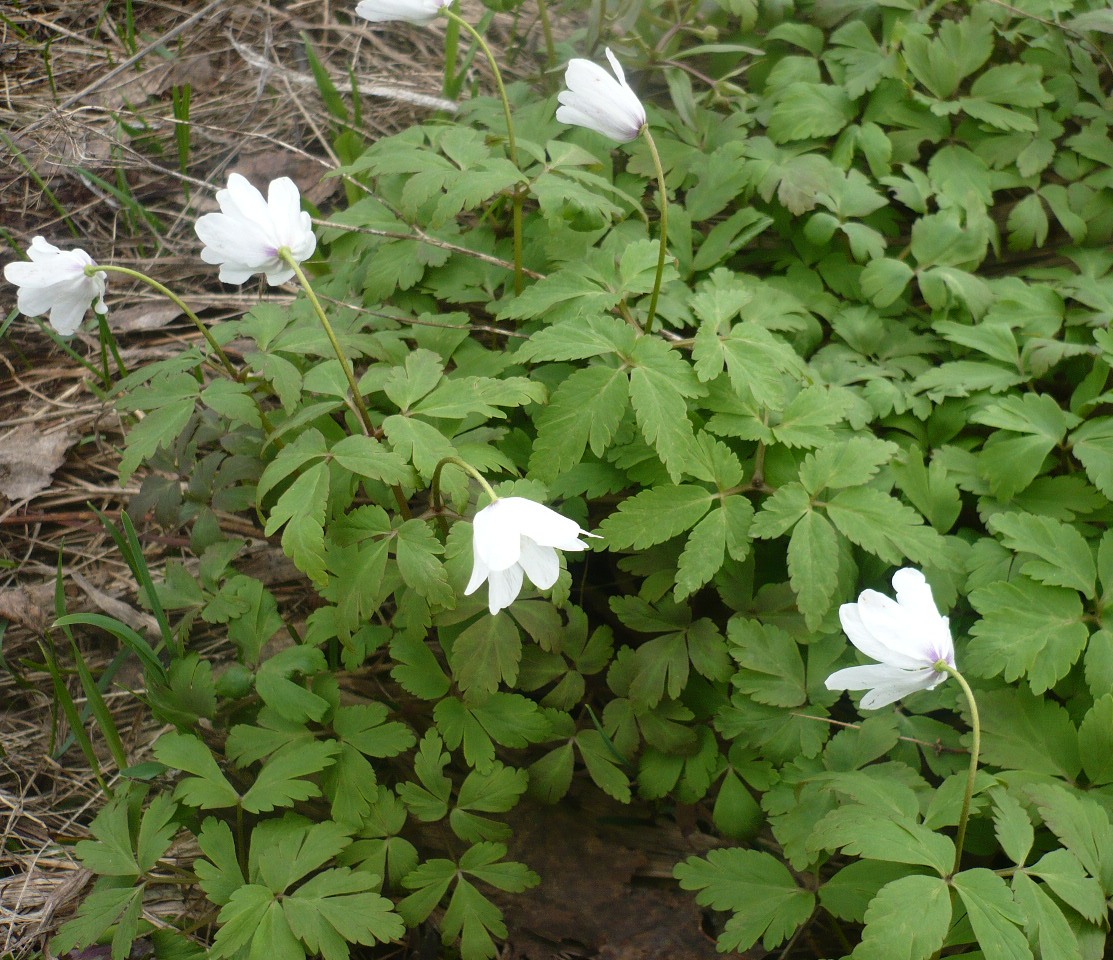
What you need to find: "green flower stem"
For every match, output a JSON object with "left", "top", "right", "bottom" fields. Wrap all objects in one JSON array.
[
  {"left": 440, "top": 7, "right": 524, "bottom": 294},
  {"left": 88, "top": 264, "right": 239, "bottom": 381},
  {"left": 937, "top": 661, "right": 981, "bottom": 875},
  {"left": 280, "top": 250, "right": 411, "bottom": 520},
  {"left": 640, "top": 125, "right": 669, "bottom": 335},
  {"left": 535, "top": 0, "right": 557, "bottom": 84},
  {"left": 431, "top": 455, "right": 499, "bottom": 517},
  {"left": 279, "top": 251, "right": 376, "bottom": 437}
]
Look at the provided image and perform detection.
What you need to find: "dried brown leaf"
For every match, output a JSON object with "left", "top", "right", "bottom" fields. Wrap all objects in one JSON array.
[{"left": 0, "top": 426, "right": 76, "bottom": 501}]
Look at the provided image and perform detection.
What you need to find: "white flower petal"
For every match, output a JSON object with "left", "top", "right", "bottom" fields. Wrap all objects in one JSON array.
[
  {"left": 4, "top": 237, "right": 105, "bottom": 335},
  {"left": 355, "top": 0, "right": 445, "bottom": 23},
  {"left": 498, "top": 497, "right": 593, "bottom": 550},
  {"left": 518, "top": 539, "right": 560, "bottom": 590},
  {"left": 196, "top": 175, "right": 315, "bottom": 285},
  {"left": 464, "top": 543, "right": 489, "bottom": 596},
  {"left": 472, "top": 500, "right": 525, "bottom": 571},
  {"left": 826, "top": 663, "right": 942, "bottom": 710},
  {"left": 48, "top": 286, "right": 94, "bottom": 336},
  {"left": 468, "top": 494, "right": 596, "bottom": 612},
  {"left": 838, "top": 600, "right": 926, "bottom": 670},
  {"left": 556, "top": 49, "right": 646, "bottom": 143},
  {"left": 829, "top": 567, "right": 955, "bottom": 710},
  {"left": 486, "top": 564, "right": 524, "bottom": 615}
]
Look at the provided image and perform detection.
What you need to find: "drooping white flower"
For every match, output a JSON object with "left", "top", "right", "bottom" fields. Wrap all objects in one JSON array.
[
  {"left": 556, "top": 48, "right": 647, "bottom": 143},
  {"left": 354, "top": 0, "right": 448, "bottom": 24},
  {"left": 3, "top": 236, "right": 108, "bottom": 336},
  {"left": 194, "top": 174, "right": 316, "bottom": 285},
  {"left": 465, "top": 496, "right": 599, "bottom": 614},
  {"left": 825, "top": 568, "right": 955, "bottom": 710}
]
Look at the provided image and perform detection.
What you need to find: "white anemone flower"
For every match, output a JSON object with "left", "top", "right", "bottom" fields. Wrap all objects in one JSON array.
[
  {"left": 825, "top": 568, "right": 955, "bottom": 710},
  {"left": 465, "top": 497, "right": 600, "bottom": 615},
  {"left": 3, "top": 237, "right": 108, "bottom": 336},
  {"left": 195, "top": 174, "right": 316, "bottom": 286},
  {"left": 556, "top": 48, "right": 647, "bottom": 143},
  {"left": 354, "top": 0, "right": 448, "bottom": 23}
]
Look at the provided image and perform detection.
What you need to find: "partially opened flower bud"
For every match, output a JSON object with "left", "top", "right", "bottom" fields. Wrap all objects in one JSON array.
[
  {"left": 465, "top": 496, "right": 600, "bottom": 614},
  {"left": 556, "top": 48, "right": 647, "bottom": 143},
  {"left": 354, "top": 0, "right": 448, "bottom": 24},
  {"left": 194, "top": 174, "right": 316, "bottom": 286},
  {"left": 3, "top": 236, "right": 108, "bottom": 336}
]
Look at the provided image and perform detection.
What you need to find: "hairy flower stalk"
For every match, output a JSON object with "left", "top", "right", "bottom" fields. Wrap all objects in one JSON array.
[{"left": 826, "top": 568, "right": 982, "bottom": 874}]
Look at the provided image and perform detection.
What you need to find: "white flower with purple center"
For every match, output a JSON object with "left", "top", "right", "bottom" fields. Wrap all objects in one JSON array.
[
  {"left": 825, "top": 568, "right": 955, "bottom": 710},
  {"left": 194, "top": 174, "right": 316, "bottom": 285}
]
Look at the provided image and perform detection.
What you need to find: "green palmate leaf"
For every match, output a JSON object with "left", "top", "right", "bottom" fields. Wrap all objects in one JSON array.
[
  {"left": 966, "top": 578, "right": 1088, "bottom": 694},
  {"left": 628, "top": 338, "right": 704, "bottom": 482},
  {"left": 693, "top": 320, "right": 805, "bottom": 409},
  {"left": 283, "top": 868, "right": 405, "bottom": 960},
  {"left": 853, "top": 874, "right": 951, "bottom": 960},
  {"left": 674, "top": 848, "right": 815, "bottom": 952},
  {"left": 395, "top": 519, "right": 454, "bottom": 607},
  {"left": 328, "top": 434, "right": 410, "bottom": 485},
  {"left": 265, "top": 460, "right": 329, "bottom": 585},
  {"left": 768, "top": 82, "right": 855, "bottom": 142},
  {"left": 819, "top": 861, "right": 911, "bottom": 923},
  {"left": 1079, "top": 694, "right": 1113, "bottom": 786},
  {"left": 674, "top": 497, "right": 755, "bottom": 600},
  {"left": 772, "top": 386, "right": 852, "bottom": 449},
  {"left": 628, "top": 631, "right": 691, "bottom": 706},
  {"left": 241, "top": 741, "right": 341, "bottom": 814},
  {"left": 599, "top": 484, "right": 714, "bottom": 549},
  {"left": 382, "top": 414, "right": 458, "bottom": 480},
  {"left": 1026, "top": 783, "right": 1113, "bottom": 896},
  {"left": 727, "top": 618, "right": 807, "bottom": 708},
  {"left": 977, "top": 690, "right": 1080, "bottom": 780},
  {"left": 825, "top": 486, "right": 949, "bottom": 570},
  {"left": 155, "top": 733, "right": 239, "bottom": 809},
  {"left": 751, "top": 482, "right": 811, "bottom": 538},
  {"left": 51, "top": 878, "right": 145, "bottom": 960},
  {"left": 799, "top": 438, "right": 899, "bottom": 495},
  {"left": 496, "top": 269, "right": 620, "bottom": 323},
  {"left": 196, "top": 818, "right": 245, "bottom": 906},
  {"left": 808, "top": 806, "right": 955, "bottom": 876},
  {"left": 257, "top": 429, "right": 328, "bottom": 503},
  {"left": 861, "top": 258, "right": 914, "bottom": 307},
  {"left": 787, "top": 510, "right": 840, "bottom": 629},
  {"left": 1011, "top": 873, "right": 1083, "bottom": 960},
  {"left": 515, "top": 314, "right": 635, "bottom": 362},
  {"left": 991, "top": 788, "right": 1034, "bottom": 868},
  {"left": 530, "top": 364, "right": 628, "bottom": 481},
  {"left": 576, "top": 728, "right": 631, "bottom": 802},
  {"left": 1070, "top": 417, "right": 1113, "bottom": 498},
  {"left": 986, "top": 512, "right": 1096, "bottom": 598},
  {"left": 434, "top": 693, "right": 551, "bottom": 772},
  {"left": 76, "top": 788, "right": 178, "bottom": 877},
  {"left": 951, "top": 869, "right": 1032, "bottom": 960},
  {"left": 1026, "top": 849, "right": 1107, "bottom": 925},
  {"left": 255, "top": 645, "right": 330, "bottom": 723},
  {"left": 451, "top": 614, "right": 522, "bottom": 696}
]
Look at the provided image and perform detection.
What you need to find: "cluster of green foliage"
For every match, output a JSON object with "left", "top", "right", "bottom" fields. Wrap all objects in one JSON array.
[{"left": 45, "top": 0, "right": 1113, "bottom": 958}]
